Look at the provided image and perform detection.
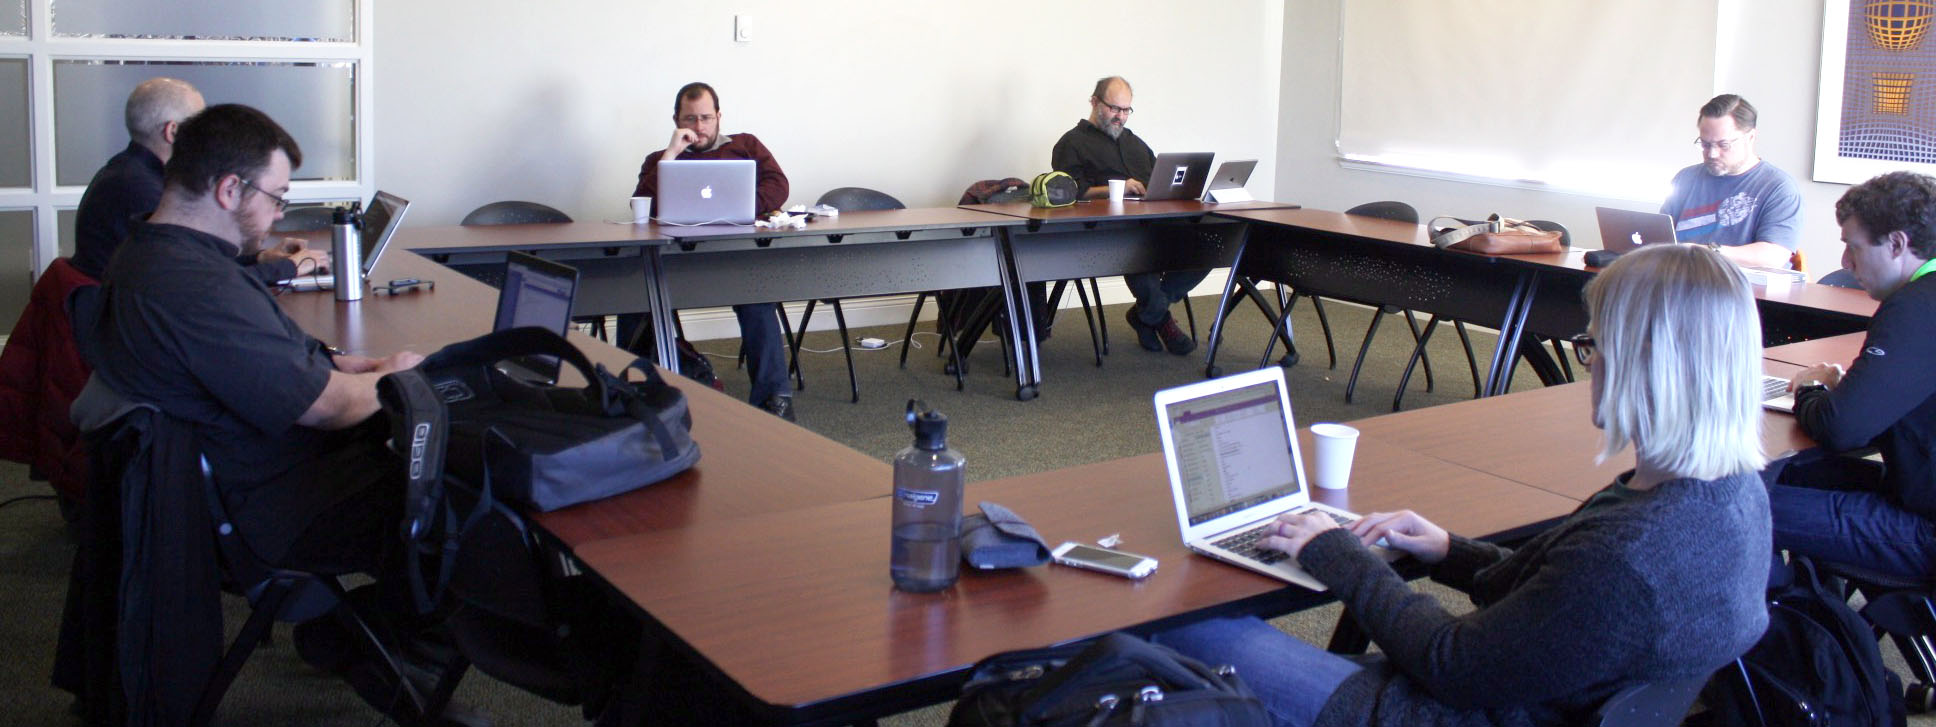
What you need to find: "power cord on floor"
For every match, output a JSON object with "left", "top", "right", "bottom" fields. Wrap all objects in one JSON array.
[{"left": 697, "top": 331, "right": 998, "bottom": 358}]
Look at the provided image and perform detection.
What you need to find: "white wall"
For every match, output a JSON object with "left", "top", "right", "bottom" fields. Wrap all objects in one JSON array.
[
  {"left": 374, "top": 1, "right": 1284, "bottom": 227},
  {"left": 1278, "top": 0, "right": 1858, "bottom": 277}
]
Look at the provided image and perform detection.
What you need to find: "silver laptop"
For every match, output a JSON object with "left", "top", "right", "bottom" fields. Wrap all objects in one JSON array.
[
  {"left": 491, "top": 252, "right": 580, "bottom": 385},
  {"left": 1200, "top": 159, "right": 1257, "bottom": 203},
  {"left": 1136, "top": 152, "right": 1215, "bottom": 201},
  {"left": 278, "top": 190, "right": 412, "bottom": 290},
  {"left": 1762, "top": 375, "right": 1797, "bottom": 412},
  {"left": 1595, "top": 206, "right": 1678, "bottom": 253},
  {"left": 1153, "top": 366, "right": 1392, "bottom": 591},
  {"left": 657, "top": 159, "right": 757, "bottom": 225}
]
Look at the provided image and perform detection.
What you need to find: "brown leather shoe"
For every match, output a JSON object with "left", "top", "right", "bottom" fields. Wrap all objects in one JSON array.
[{"left": 1155, "top": 315, "right": 1195, "bottom": 355}]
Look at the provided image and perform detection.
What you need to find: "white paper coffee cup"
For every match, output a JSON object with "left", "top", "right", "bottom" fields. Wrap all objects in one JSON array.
[
  {"left": 630, "top": 196, "right": 653, "bottom": 223},
  {"left": 1107, "top": 179, "right": 1126, "bottom": 203},
  {"left": 1309, "top": 423, "right": 1360, "bottom": 490}
]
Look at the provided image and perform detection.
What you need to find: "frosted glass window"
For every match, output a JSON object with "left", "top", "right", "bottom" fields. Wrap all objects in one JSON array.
[
  {"left": 0, "top": 58, "right": 27, "bottom": 188},
  {"left": 0, "top": 210, "right": 33, "bottom": 334},
  {"left": 2, "top": 0, "right": 22, "bottom": 36},
  {"left": 55, "top": 60, "right": 356, "bottom": 186},
  {"left": 57, "top": 208, "right": 76, "bottom": 258},
  {"left": 52, "top": 0, "right": 352, "bottom": 42}
]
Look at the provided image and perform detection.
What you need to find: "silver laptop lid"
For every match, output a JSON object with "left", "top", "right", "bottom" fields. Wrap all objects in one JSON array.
[
  {"left": 1594, "top": 206, "right": 1677, "bottom": 253},
  {"left": 358, "top": 191, "right": 411, "bottom": 276},
  {"left": 1203, "top": 159, "right": 1257, "bottom": 195},
  {"left": 1153, "top": 366, "right": 1312, "bottom": 541},
  {"left": 1140, "top": 152, "right": 1215, "bottom": 201},
  {"left": 658, "top": 159, "right": 757, "bottom": 225}
]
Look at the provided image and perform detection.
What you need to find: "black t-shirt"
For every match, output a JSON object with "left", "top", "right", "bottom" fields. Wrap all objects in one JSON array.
[
  {"left": 1050, "top": 119, "right": 1156, "bottom": 192},
  {"left": 94, "top": 221, "right": 355, "bottom": 560},
  {"left": 72, "top": 142, "right": 164, "bottom": 280}
]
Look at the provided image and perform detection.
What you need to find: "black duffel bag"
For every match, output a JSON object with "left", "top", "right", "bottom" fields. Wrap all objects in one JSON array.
[
  {"left": 949, "top": 632, "right": 1268, "bottom": 727},
  {"left": 381, "top": 326, "right": 700, "bottom": 514}
]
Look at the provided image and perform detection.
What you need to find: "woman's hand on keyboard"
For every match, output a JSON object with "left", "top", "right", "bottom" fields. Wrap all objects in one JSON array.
[
  {"left": 1351, "top": 510, "right": 1450, "bottom": 564},
  {"left": 1259, "top": 511, "right": 1345, "bottom": 560}
]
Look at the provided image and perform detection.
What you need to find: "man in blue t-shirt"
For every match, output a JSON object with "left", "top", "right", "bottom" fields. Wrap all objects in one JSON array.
[{"left": 1660, "top": 94, "right": 1804, "bottom": 269}]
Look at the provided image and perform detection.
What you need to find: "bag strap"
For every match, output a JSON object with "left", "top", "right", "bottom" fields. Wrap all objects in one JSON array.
[
  {"left": 379, "top": 366, "right": 496, "bottom": 614},
  {"left": 1427, "top": 216, "right": 1498, "bottom": 250},
  {"left": 603, "top": 358, "right": 685, "bottom": 457},
  {"left": 1022, "top": 633, "right": 1216, "bottom": 720},
  {"left": 422, "top": 327, "right": 610, "bottom": 400}
]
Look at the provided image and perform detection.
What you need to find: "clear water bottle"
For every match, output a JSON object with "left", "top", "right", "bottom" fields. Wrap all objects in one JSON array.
[
  {"left": 330, "top": 204, "right": 364, "bottom": 301},
  {"left": 891, "top": 399, "right": 965, "bottom": 592}
]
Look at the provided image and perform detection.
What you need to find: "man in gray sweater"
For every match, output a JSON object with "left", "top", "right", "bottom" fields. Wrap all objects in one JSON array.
[{"left": 1157, "top": 244, "right": 1771, "bottom": 727}]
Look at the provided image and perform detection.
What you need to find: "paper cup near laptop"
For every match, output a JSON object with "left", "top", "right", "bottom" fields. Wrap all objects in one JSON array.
[
  {"left": 630, "top": 196, "right": 652, "bottom": 223},
  {"left": 1309, "top": 423, "right": 1360, "bottom": 490},
  {"left": 1107, "top": 179, "right": 1127, "bottom": 204}
]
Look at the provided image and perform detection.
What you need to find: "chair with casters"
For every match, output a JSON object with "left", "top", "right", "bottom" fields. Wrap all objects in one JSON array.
[
  {"left": 272, "top": 204, "right": 339, "bottom": 233},
  {"left": 1819, "top": 269, "right": 1861, "bottom": 289}
]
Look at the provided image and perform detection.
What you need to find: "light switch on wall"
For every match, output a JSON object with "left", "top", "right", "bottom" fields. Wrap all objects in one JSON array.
[{"left": 734, "top": 14, "right": 752, "bottom": 43}]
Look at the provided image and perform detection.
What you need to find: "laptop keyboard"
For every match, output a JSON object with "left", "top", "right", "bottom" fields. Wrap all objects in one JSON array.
[
  {"left": 1762, "top": 375, "right": 1790, "bottom": 401},
  {"left": 1211, "top": 508, "right": 1358, "bottom": 564}
]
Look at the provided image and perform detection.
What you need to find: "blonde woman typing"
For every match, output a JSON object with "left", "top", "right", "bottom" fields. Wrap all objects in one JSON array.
[{"left": 1155, "top": 244, "right": 1771, "bottom": 727}]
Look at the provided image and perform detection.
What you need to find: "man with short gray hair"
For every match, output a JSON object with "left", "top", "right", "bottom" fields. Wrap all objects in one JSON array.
[{"left": 72, "top": 77, "right": 322, "bottom": 279}]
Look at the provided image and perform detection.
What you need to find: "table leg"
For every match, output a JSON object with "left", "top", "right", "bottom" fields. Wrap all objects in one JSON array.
[
  {"left": 996, "top": 228, "right": 1038, "bottom": 401},
  {"left": 643, "top": 247, "right": 682, "bottom": 375},
  {"left": 1202, "top": 229, "right": 1251, "bottom": 379},
  {"left": 1482, "top": 271, "right": 1538, "bottom": 397}
]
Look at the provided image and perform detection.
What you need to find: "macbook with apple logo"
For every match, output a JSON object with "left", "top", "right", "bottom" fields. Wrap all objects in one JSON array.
[{"left": 656, "top": 159, "right": 758, "bottom": 225}]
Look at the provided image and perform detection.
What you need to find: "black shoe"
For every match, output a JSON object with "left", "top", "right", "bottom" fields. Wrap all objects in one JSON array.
[
  {"left": 1155, "top": 315, "right": 1195, "bottom": 355},
  {"left": 761, "top": 394, "right": 796, "bottom": 422},
  {"left": 1124, "top": 307, "right": 1164, "bottom": 352}
]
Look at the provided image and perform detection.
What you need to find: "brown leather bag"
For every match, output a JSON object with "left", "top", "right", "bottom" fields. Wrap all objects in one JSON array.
[{"left": 1429, "top": 215, "right": 1564, "bottom": 255}]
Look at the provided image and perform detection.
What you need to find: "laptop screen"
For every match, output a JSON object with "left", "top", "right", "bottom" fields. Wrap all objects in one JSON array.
[
  {"left": 357, "top": 191, "right": 410, "bottom": 275},
  {"left": 493, "top": 252, "right": 577, "bottom": 334},
  {"left": 1162, "top": 380, "right": 1302, "bottom": 525}
]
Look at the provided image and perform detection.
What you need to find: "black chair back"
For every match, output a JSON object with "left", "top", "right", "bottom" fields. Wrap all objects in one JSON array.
[
  {"left": 462, "top": 201, "right": 572, "bottom": 226},
  {"left": 1591, "top": 675, "right": 1708, "bottom": 727},
  {"left": 815, "top": 187, "right": 905, "bottom": 212},
  {"left": 1344, "top": 200, "right": 1420, "bottom": 224},
  {"left": 1526, "top": 219, "right": 1572, "bottom": 246},
  {"left": 1818, "top": 269, "right": 1861, "bottom": 289}
]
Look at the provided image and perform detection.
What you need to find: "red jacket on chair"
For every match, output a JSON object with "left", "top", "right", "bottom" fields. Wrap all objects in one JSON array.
[{"left": 0, "top": 257, "right": 98, "bottom": 501}]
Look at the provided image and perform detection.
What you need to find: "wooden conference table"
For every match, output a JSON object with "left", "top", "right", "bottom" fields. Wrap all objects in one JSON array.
[
  {"left": 397, "top": 210, "right": 1038, "bottom": 399},
  {"left": 276, "top": 246, "right": 1594, "bottom": 726},
  {"left": 1203, "top": 207, "right": 1879, "bottom": 400}
]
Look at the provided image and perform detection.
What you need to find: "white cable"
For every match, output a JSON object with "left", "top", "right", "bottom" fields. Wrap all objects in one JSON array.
[{"left": 696, "top": 332, "right": 997, "bottom": 358}]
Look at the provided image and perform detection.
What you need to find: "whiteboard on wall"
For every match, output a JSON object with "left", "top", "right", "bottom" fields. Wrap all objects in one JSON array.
[{"left": 1338, "top": 0, "right": 1719, "bottom": 199}]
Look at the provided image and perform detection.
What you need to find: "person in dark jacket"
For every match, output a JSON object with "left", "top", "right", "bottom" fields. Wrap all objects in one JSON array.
[
  {"left": 1155, "top": 244, "right": 1772, "bottom": 727},
  {"left": 1769, "top": 170, "right": 1936, "bottom": 580}
]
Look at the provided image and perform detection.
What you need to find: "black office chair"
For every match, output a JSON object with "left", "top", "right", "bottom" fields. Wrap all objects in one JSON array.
[
  {"left": 786, "top": 186, "right": 906, "bottom": 404},
  {"left": 1816, "top": 561, "right": 1936, "bottom": 712},
  {"left": 1819, "top": 269, "right": 1862, "bottom": 289},
  {"left": 272, "top": 204, "right": 338, "bottom": 233},
  {"left": 460, "top": 200, "right": 572, "bottom": 226},
  {"left": 1591, "top": 674, "right": 1711, "bottom": 727}
]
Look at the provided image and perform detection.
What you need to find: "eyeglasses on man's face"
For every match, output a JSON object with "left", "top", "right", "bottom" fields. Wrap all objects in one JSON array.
[
  {"left": 1096, "top": 100, "right": 1133, "bottom": 116},
  {"left": 678, "top": 114, "right": 718, "bottom": 126},
  {"left": 1694, "top": 136, "right": 1741, "bottom": 153},
  {"left": 237, "top": 177, "right": 289, "bottom": 212}
]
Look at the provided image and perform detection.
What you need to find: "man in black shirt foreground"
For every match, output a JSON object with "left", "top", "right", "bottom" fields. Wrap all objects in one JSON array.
[
  {"left": 1051, "top": 76, "right": 1205, "bottom": 354},
  {"left": 1770, "top": 171, "right": 1936, "bottom": 580},
  {"left": 86, "top": 105, "right": 459, "bottom": 718},
  {"left": 71, "top": 77, "right": 324, "bottom": 281}
]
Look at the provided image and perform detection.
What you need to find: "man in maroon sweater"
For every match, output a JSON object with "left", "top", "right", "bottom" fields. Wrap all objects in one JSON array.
[{"left": 630, "top": 82, "right": 794, "bottom": 421}]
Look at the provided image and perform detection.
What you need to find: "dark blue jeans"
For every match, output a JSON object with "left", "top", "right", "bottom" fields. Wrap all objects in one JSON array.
[
  {"left": 614, "top": 305, "right": 791, "bottom": 406},
  {"left": 1765, "top": 450, "right": 1936, "bottom": 580},
  {"left": 1151, "top": 616, "right": 1363, "bottom": 727},
  {"left": 1125, "top": 269, "right": 1211, "bottom": 325}
]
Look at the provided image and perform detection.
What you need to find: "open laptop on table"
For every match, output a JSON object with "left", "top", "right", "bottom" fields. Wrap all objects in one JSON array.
[
  {"left": 1134, "top": 152, "right": 1215, "bottom": 201},
  {"left": 657, "top": 159, "right": 757, "bottom": 225},
  {"left": 1594, "top": 207, "right": 1678, "bottom": 253},
  {"left": 1200, "top": 159, "right": 1257, "bottom": 203},
  {"left": 1153, "top": 366, "right": 1395, "bottom": 591},
  {"left": 491, "top": 252, "right": 580, "bottom": 385},
  {"left": 278, "top": 191, "right": 411, "bottom": 291}
]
